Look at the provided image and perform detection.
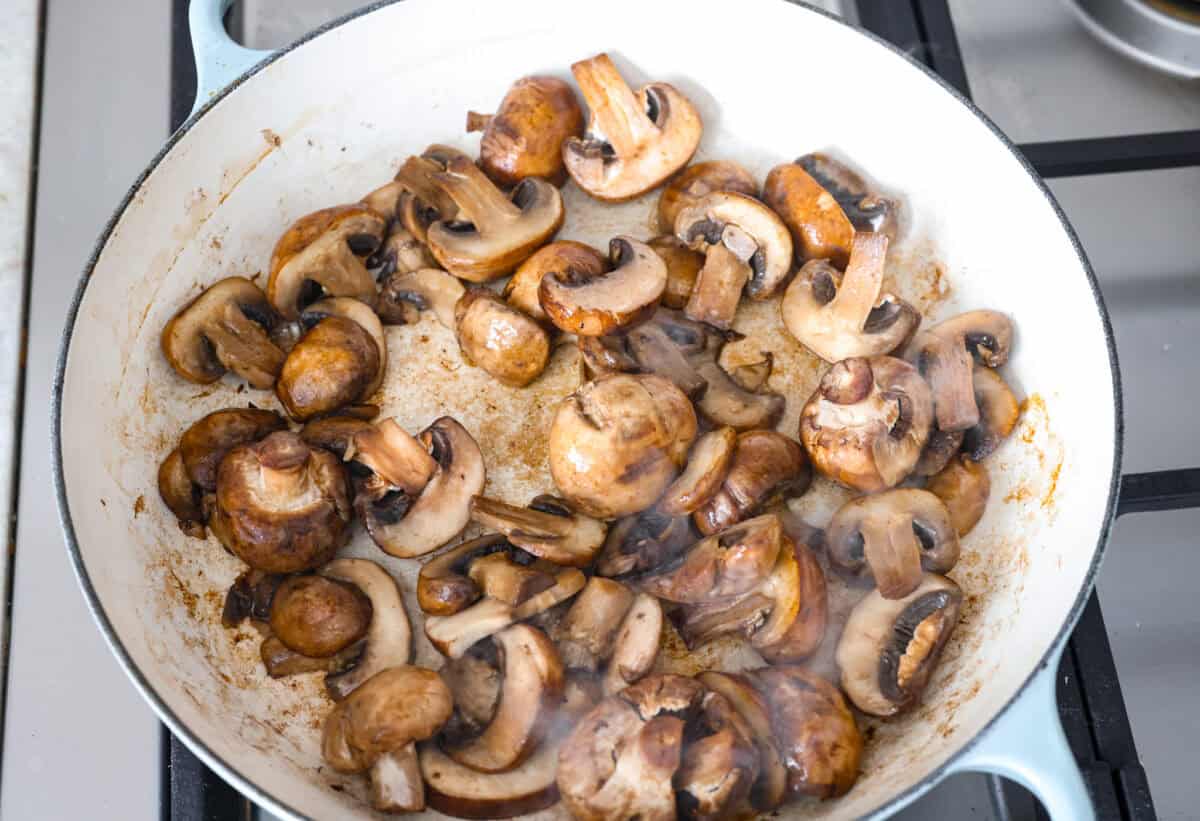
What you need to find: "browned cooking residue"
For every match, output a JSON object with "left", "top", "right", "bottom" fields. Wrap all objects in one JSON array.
[
  {"left": 133, "top": 495, "right": 146, "bottom": 516},
  {"left": 261, "top": 128, "right": 282, "bottom": 148},
  {"left": 1042, "top": 459, "right": 1063, "bottom": 509},
  {"left": 165, "top": 565, "right": 200, "bottom": 621},
  {"left": 1004, "top": 485, "right": 1034, "bottom": 504}
]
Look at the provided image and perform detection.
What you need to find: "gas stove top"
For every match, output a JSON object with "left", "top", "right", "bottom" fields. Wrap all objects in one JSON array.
[{"left": 4, "top": 2, "right": 1198, "bottom": 820}]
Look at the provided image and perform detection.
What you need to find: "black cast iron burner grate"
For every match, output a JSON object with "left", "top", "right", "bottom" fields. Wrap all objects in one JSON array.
[{"left": 161, "top": 2, "right": 1200, "bottom": 819}]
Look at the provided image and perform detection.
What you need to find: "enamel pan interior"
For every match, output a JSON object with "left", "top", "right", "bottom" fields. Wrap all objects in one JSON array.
[{"left": 54, "top": 0, "right": 1120, "bottom": 818}]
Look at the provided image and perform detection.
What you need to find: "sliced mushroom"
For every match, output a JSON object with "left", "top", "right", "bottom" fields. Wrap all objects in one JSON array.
[
  {"left": 161, "top": 277, "right": 286, "bottom": 388},
  {"left": 268, "top": 574, "right": 372, "bottom": 659},
  {"left": 634, "top": 513, "right": 785, "bottom": 603},
  {"left": 319, "top": 558, "right": 414, "bottom": 701},
  {"left": 745, "top": 666, "right": 862, "bottom": 799},
  {"left": 554, "top": 577, "right": 636, "bottom": 671},
  {"left": 799, "top": 355, "right": 933, "bottom": 492},
  {"left": 221, "top": 569, "right": 284, "bottom": 628},
  {"left": 157, "top": 449, "right": 207, "bottom": 538},
  {"left": 441, "top": 652, "right": 502, "bottom": 732},
  {"left": 693, "top": 356, "right": 786, "bottom": 432},
  {"left": 912, "top": 426, "right": 966, "bottom": 477},
  {"left": 756, "top": 527, "right": 828, "bottom": 663},
  {"left": 322, "top": 666, "right": 453, "bottom": 812},
  {"left": 697, "top": 672, "right": 788, "bottom": 812},
  {"left": 371, "top": 227, "right": 438, "bottom": 298},
  {"left": 356, "top": 416, "right": 486, "bottom": 558},
  {"left": 426, "top": 156, "right": 564, "bottom": 282},
  {"left": 276, "top": 316, "right": 381, "bottom": 421},
  {"left": 563, "top": 52, "right": 702, "bottom": 201},
  {"left": 209, "top": 431, "right": 350, "bottom": 573},
  {"left": 377, "top": 267, "right": 465, "bottom": 331},
  {"left": 963, "top": 367, "right": 1020, "bottom": 460},
  {"left": 658, "top": 426, "right": 738, "bottom": 516},
  {"left": 648, "top": 235, "right": 705, "bottom": 310},
  {"left": 394, "top": 145, "right": 467, "bottom": 244},
  {"left": 468, "top": 76, "right": 584, "bottom": 187},
  {"left": 504, "top": 240, "right": 606, "bottom": 322},
  {"left": 596, "top": 508, "right": 695, "bottom": 578},
  {"left": 420, "top": 732, "right": 564, "bottom": 819},
  {"left": 360, "top": 179, "right": 407, "bottom": 226},
  {"left": 299, "top": 414, "right": 375, "bottom": 460},
  {"left": 602, "top": 593, "right": 663, "bottom": 696},
  {"left": 781, "top": 233, "right": 919, "bottom": 362},
  {"left": 657, "top": 160, "right": 758, "bottom": 234},
  {"left": 576, "top": 312, "right": 709, "bottom": 398},
  {"left": 548, "top": 373, "right": 697, "bottom": 518},
  {"left": 557, "top": 674, "right": 704, "bottom": 821},
  {"left": 260, "top": 635, "right": 364, "bottom": 678},
  {"left": 300, "top": 297, "right": 387, "bottom": 399},
  {"left": 907, "top": 310, "right": 1014, "bottom": 433},
  {"left": 539, "top": 236, "right": 666, "bottom": 336},
  {"left": 827, "top": 489, "right": 960, "bottom": 599},
  {"left": 675, "top": 690, "right": 760, "bottom": 821},
  {"left": 267, "top": 204, "right": 386, "bottom": 319},
  {"left": 469, "top": 553, "right": 556, "bottom": 607},
  {"left": 926, "top": 455, "right": 991, "bottom": 536},
  {"left": 837, "top": 572, "right": 963, "bottom": 716},
  {"left": 469, "top": 494, "right": 607, "bottom": 567},
  {"left": 445, "top": 624, "right": 565, "bottom": 773},
  {"left": 350, "top": 417, "right": 438, "bottom": 499},
  {"left": 455, "top": 289, "right": 551, "bottom": 387},
  {"left": 763, "top": 153, "right": 895, "bottom": 268},
  {"left": 418, "top": 534, "right": 550, "bottom": 616},
  {"left": 177, "top": 407, "right": 287, "bottom": 491},
  {"left": 693, "top": 430, "right": 811, "bottom": 536}
]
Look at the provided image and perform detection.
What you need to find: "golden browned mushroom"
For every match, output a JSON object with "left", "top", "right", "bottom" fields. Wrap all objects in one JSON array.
[
  {"left": 562, "top": 53, "right": 702, "bottom": 202},
  {"left": 455, "top": 289, "right": 551, "bottom": 387},
  {"left": 161, "top": 277, "right": 286, "bottom": 388},
  {"left": 177, "top": 407, "right": 286, "bottom": 492},
  {"left": 427, "top": 156, "right": 564, "bottom": 282},
  {"left": 963, "top": 367, "right": 1020, "bottom": 460},
  {"left": 648, "top": 235, "right": 705, "bottom": 310},
  {"left": 275, "top": 316, "right": 381, "bottom": 421},
  {"left": 696, "top": 672, "right": 788, "bottom": 812},
  {"left": 926, "top": 454, "right": 991, "bottom": 536},
  {"left": 157, "top": 449, "right": 207, "bottom": 539},
  {"left": 692, "top": 430, "right": 811, "bottom": 536},
  {"left": 675, "top": 192, "right": 794, "bottom": 328},
  {"left": 300, "top": 297, "right": 387, "bottom": 399},
  {"left": 505, "top": 240, "right": 606, "bottom": 322},
  {"left": 758, "top": 521, "right": 828, "bottom": 663},
  {"left": 467, "top": 76, "right": 584, "bottom": 187},
  {"left": 378, "top": 266, "right": 465, "bottom": 331},
  {"left": 799, "top": 356, "right": 933, "bottom": 492},
  {"left": 906, "top": 309, "right": 1014, "bottom": 433},
  {"left": 836, "top": 573, "right": 963, "bottom": 716},
  {"left": 658, "top": 426, "right": 738, "bottom": 517},
  {"left": 420, "top": 732, "right": 565, "bottom": 818},
  {"left": 548, "top": 373, "right": 697, "bottom": 518},
  {"left": 371, "top": 227, "right": 438, "bottom": 301},
  {"left": 781, "top": 232, "right": 919, "bottom": 362},
  {"left": 601, "top": 592, "right": 663, "bottom": 696},
  {"left": 394, "top": 145, "right": 468, "bottom": 244},
  {"left": 268, "top": 574, "right": 372, "bottom": 659},
  {"left": 298, "top": 414, "right": 375, "bottom": 459},
  {"left": 210, "top": 431, "right": 351, "bottom": 573},
  {"left": 417, "top": 534, "right": 554, "bottom": 617},
  {"left": 267, "top": 204, "right": 386, "bottom": 319},
  {"left": 826, "top": 488, "right": 960, "bottom": 599},
  {"left": 322, "top": 666, "right": 453, "bottom": 812},
  {"left": 763, "top": 153, "right": 897, "bottom": 269},
  {"left": 468, "top": 495, "right": 607, "bottom": 567},
  {"left": 657, "top": 160, "right": 758, "bottom": 234},
  {"left": 539, "top": 236, "right": 667, "bottom": 336},
  {"left": 675, "top": 690, "right": 760, "bottom": 820}
]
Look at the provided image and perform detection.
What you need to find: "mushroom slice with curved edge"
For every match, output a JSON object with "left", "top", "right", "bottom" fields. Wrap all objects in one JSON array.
[
  {"left": 370, "top": 226, "right": 438, "bottom": 295},
  {"left": 391, "top": 145, "right": 467, "bottom": 245},
  {"left": 781, "top": 233, "right": 919, "bottom": 362},
  {"left": 420, "top": 733, "right": 564, "bottom": 819},
  {"left": 913, "top": 426, "right": 966, "bottom": 477},
  {"left": 210, "top": 431, "right": 350, "bottom": 573},
  {"left": 358, "top": 416, "right": 486, "bottom": 558},
  {"left": 634, "top": 513, "right": 785, "bottom": 603},
  {"left": 763, "top": 153, "right": 896, "bottom": 269},
  {"left": 596, "top": 508, "right": 694, "bottom": 578},
  {"left": 260, "top": 635, "right": 364, "bottom": 679},
  {"left": 445, "top": 624, "right": 565, "bottom": 773},
  {"left": 576, "top": 309, "right": 710, "bottom": 398},
  {"left": 268, "top": 574, "right": 372, "bottom": 659},
  {"left": 360, "top": 179, "right": 407, "bottom": 226},
  {"left": 177, "top": 407, "right": 287, "bottom": 492},
  {"left": 697, "top": 672, "right": 789, "bottom": 812},
  {"left": 504, "top": 240, "right": 606, "bottom": 322},
  {"left": 267, "top": 203, "right": 386, "bottom": 319},
  {"left": 693, "top": 355, "right": 786, "bottom": 432},
  {"left": 539, "top": 236, "right": 666, "bottom": 336},
  {"left": 648, "top": 235, "right": 705, "bottom": 310},
  {"left": 553, "top": 577, "right": 635, "bottom": 671},
  {"left": 563, "top": 52, "right": 702, "bottom": 202},
  {"left": 926, "top": 454, "right": 991, "bottom": 536},
  {"left": 469, "top": 495, "right": 607, "bottom": 567},
  {"left": 349, "top": 417, "right": 438, "bottom": 500},
  {"left": 378, "top": 266, "right": 465, "bottom": 331},
  {"left": 323, "top": 666, "right": 453, "bottom": 813},
  {"left": 827, "top": 488, "right": 959, "bottom": 599},
  {"left": 799, "top": 355, "right": 933, "bottom": 492},
  {"left": 658, "top": 426, "right": 737, "bottom": 516},
  {"left": 300, "top": 297, "right": 387, "bottom": 399},
  {"left": 557, "top": 674, "right": 704, "bottom": 821},
  {"left": 602, "top": 593, "right": 662, "bottom": 696},
  {"left": 837, "top": 572, "right": 964, "bottom": 717},
  {"left": 757, "top": 524, "right": 828, "bottom": 663},
  {"left": 426, "top": 156, "right": 564, "bottom": 282},
  {"left": 468, "top": 76, "right": 584, "bottom": 188},
  {"left": 221, "top": 569, "right": 285, "bottom": 628},
  {"left": 157, "top": 449, "right": 207, "bottom": 538},
  {"left": 298, "top": 414, "right": 375, "bottom": 460},
  {"left": 907, "top": 309, "right": 1014, "bottom": 433},
  {"left": 455, "top": 289, "right": 551, "bottom": 387},
  {"left": 745, "top": 666, "right": 863, "bottom": 799},
  {"left": 418, "top": 534, "right": 552, "bottom": 616},
  {"left": 657, "top": 160, "right": 759, "bottom": 234},
  {"left": 693, "top": 430, "right": 811, "bottom": 536},
  {"left": 675, "top": 690, "right": 760, "bottom": 821},
  {"left": 549, "top": 373, "right": 697, "bottom": 519},
  {"left": 275, "top": 316, "right": 381, "bottom": 421},
  {"left": 441, "top": 652, "right": 502, "bottom": 734},
  {"left": 161, "top": 277, "right": 286, "bottom": 388},
  {"left": 963, "top": 367, "right": 1020, "bottom": 460},
  {"left": 318, "top": 558, "right": 414, "bottom": 701}
]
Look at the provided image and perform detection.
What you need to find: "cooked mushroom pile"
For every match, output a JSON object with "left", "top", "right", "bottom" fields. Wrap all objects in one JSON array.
[{"left": 153, "top": 52, "right": 1024, "bottom": 818}]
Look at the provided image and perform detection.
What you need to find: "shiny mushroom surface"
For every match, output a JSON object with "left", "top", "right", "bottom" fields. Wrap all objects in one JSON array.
[
  {"left": 539, "top": 236, "right": 667, "bottom": 336},
  {"left": 692, "top": 430, "right": 811, "bottom": 536},
  {"left": 505, "top": 240, "right": 606, "bottom": 322},
  {"left": 469, "top": 495, "right": 607, "bottom": 567},
  {"left": 907, "top": 309, "right": 1014, "bottom": 433},
  {"left": 455, "top": 289, "right": 551, "bottom": 387},
  {"left": 926, "top": 454, "right": 991, "bottom": 536},
  {"left": 468, "top": 76, "right": 584, "bottom": 187},
  {"left": 657, "top": 160, "right": 758, "bottom": 234},
  {"left": 276, "top": 316, "right": 382, "bottom": 421},
  {"left": 394, "top": 145, "right": 467, "bottom": 244}
]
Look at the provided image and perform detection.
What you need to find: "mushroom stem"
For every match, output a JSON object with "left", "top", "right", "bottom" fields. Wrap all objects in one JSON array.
[
  {"left": 866, "top": 516, "right": 924, "bottom": 600},
  {"left": 203, "top": 305, "right": 286, "bottom": 389},
  {"left": 370, "top": 744, "right": 424, "bottom": 813},
  {"left": 925, "top": 343, "right": 979, "bottom": 431},
  {"left": 830, "top": 233, "right": 887, "bottom": 329},
  {"left": 434, "top": 157, "right": 522, "bottom": 235},
  {"left": 257, "top": 436, "right": 313, "bottom": 499},
  {"left": 686, "top": 243, "right": 751, "bottom": 329},
  {"left": 396, "top": 155, "right": 458, "bottom": 217},
  {"left": 571, "top": 53, "right": 651, "bottom": 159}
]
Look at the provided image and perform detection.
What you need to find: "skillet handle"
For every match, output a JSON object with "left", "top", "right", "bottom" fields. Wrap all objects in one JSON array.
[
  {"left": 189, "top": 0, "right": 274, "bottom": 116},
  {"left": 947, "top": 645, "right": 1095, "bottom": 820}
]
